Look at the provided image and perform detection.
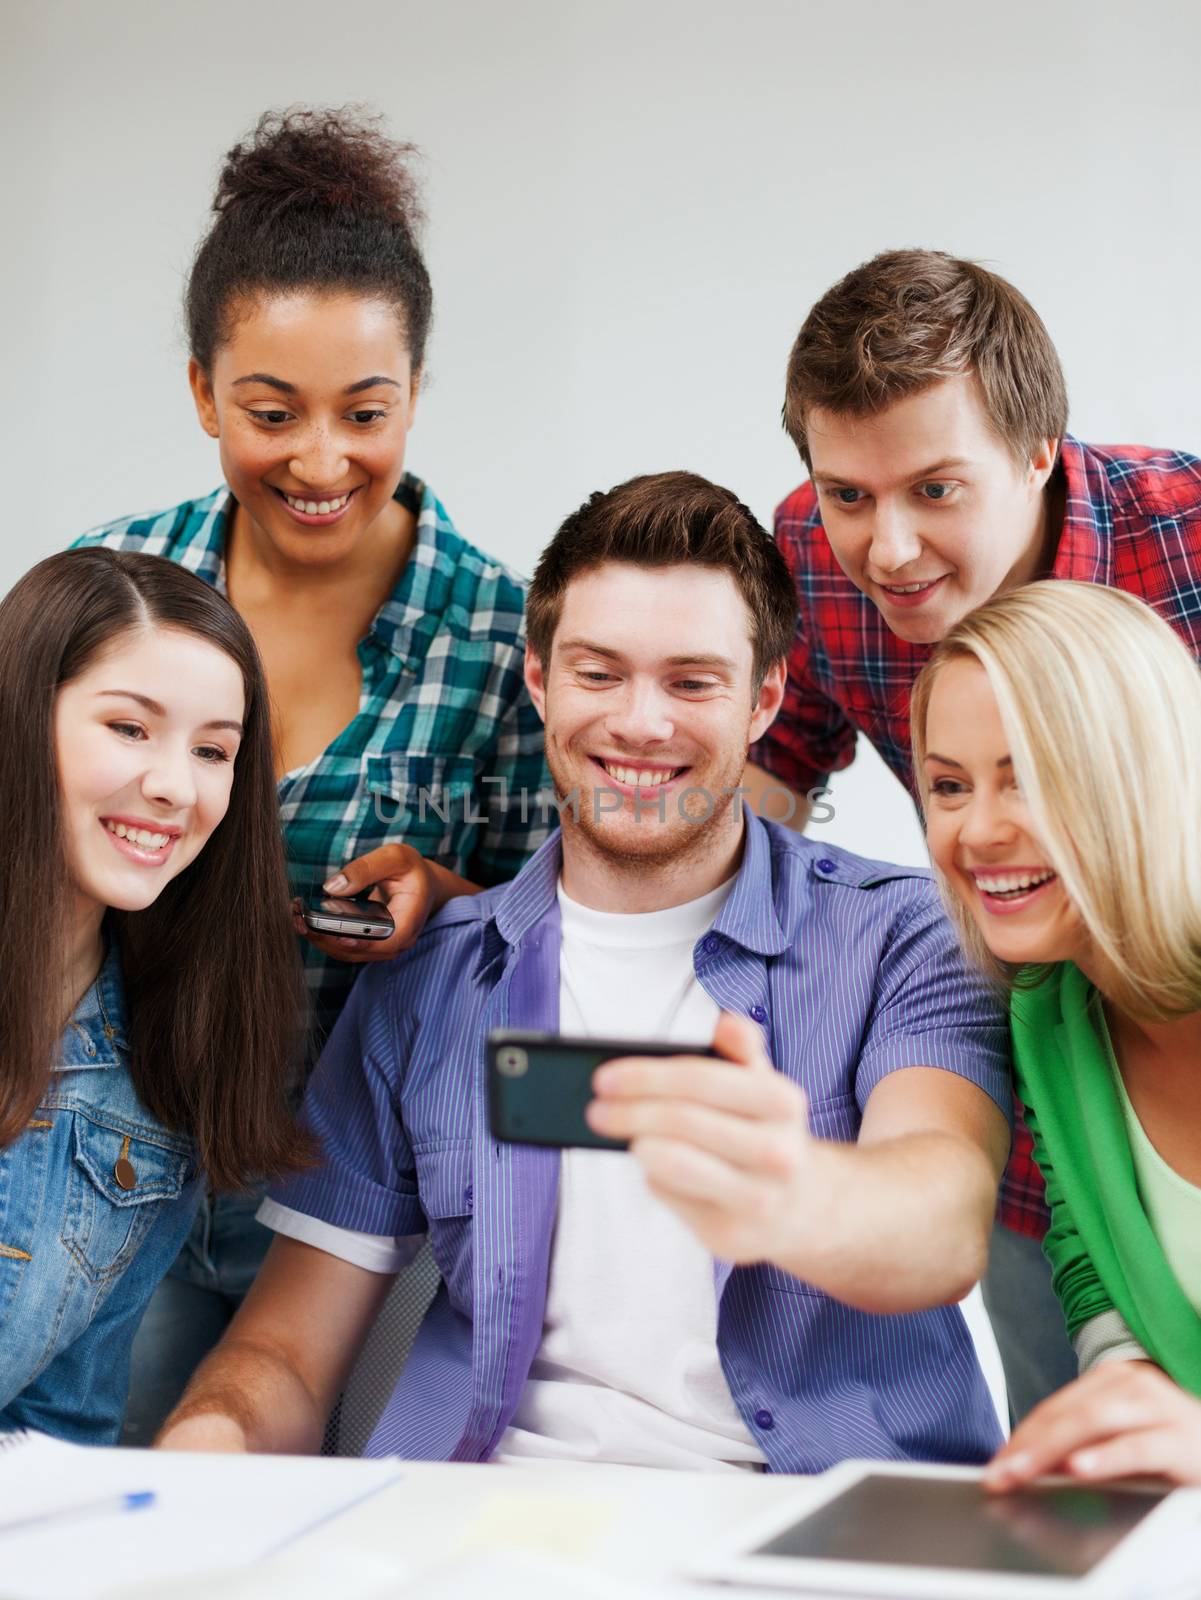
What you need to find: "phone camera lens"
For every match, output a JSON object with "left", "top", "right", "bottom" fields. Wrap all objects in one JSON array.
[{"left": 497, "top": 1046, "right": 528, "bottom": 1078}]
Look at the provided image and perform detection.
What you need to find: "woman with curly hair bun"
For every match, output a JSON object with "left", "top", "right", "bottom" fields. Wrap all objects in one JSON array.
[{"left": 73, "top": 107, "right": 550, "bottom": 1438}]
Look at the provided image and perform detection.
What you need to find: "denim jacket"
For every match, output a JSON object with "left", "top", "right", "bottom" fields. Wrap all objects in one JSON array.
[{"left": 0, "top": 944, "right": 199, "bottom": 1443}]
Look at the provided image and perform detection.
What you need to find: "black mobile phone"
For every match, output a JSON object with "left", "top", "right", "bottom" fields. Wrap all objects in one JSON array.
[
  {"left": 301, "top": 886, "right": 396, "bottom": 941},
  {"left": 487, "top": 1029, "right": 720, "bottom": 1150}
]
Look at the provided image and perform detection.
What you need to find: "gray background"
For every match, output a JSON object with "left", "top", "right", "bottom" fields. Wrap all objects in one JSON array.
[{"left": 5, "top": 0, "right": 1200, "bottom": 871}]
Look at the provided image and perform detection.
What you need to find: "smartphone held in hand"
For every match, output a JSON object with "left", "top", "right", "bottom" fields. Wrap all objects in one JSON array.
[
  {"left": 487, "top": 1029, "right": 719, "bottom": 1150},
  {"left": 301, "top": 887, "right": 396, "bottom": 941}
]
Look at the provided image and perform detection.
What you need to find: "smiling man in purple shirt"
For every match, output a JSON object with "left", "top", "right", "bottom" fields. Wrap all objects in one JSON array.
[{"left": 158, "top": 471, "right": 1012, "bottom": 1471}]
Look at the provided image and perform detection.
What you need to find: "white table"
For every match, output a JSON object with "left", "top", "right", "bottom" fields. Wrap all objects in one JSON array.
[{"left": 124, "top": 1458, "right": 823, "bottom": 1598}]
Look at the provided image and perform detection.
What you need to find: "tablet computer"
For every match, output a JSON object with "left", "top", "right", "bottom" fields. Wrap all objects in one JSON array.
[{"left": 698, "top": 1461, "right": 1194, "bottom": 1598}]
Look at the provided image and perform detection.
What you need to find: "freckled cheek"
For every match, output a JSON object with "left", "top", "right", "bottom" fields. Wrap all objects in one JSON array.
[
  {"left": 221, "top": 432, "right": 283, "bottom": 487},
  {"left": 358, "top": 430, "right": 411, "bottom": 488}
]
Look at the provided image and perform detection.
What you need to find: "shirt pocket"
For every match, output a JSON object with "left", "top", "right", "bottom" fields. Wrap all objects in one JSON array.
[
  {"left": 61, "top": 1113, "right": 192, "bottom": 1285},
  {"left": 413, "top": 1141, "right": 474, "bottom": 1311},
  {"left": 363, "top": 754, "right": 482, "bottom": 869}
]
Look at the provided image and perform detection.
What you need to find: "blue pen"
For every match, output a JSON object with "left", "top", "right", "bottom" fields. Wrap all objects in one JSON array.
[{"left": 0, "top": 1490, "right": 156, "bottom": 1537}]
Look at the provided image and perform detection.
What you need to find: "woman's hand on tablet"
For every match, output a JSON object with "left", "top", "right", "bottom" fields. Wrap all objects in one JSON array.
[
  {"left": 293, "top": 844, "right": 480, "bottom": 963},
  {"left": 985, "top": 1360, "right": 1201, "bottom": 1489}
]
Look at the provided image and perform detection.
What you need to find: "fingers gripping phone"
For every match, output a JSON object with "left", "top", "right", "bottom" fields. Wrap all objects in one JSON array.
[
  {"left": 487, "top": 1029, "right": 720, "bottom": 1150},
  {"left": 301, "top": 887, "right": 396, "bottom": 941}
]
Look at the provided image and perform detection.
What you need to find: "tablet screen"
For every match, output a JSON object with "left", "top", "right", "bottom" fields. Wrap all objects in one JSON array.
[{"left": 754, "top": 1475, "right": 1167, "bottom": 1578}]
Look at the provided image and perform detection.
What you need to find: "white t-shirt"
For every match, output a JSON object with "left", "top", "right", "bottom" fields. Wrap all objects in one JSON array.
[
  {"left": 495, "top": 879, "right": 766, "bottom": 1471},
  {"left": 259, "top": 874, "right": 767, "bottom": 1471}
]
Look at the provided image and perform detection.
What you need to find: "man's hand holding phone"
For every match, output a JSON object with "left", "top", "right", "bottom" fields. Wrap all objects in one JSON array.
[{"left": 584, "top": 1011, "right": 820, "bottom": 1266}]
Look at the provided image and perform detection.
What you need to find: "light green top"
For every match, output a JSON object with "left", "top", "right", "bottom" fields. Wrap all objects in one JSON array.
[
  {"left": 1011, "top": 962, "right": 1201, "bottom": 1397},
  {"left": 1107, "top": 1038, "right": 1201, "bottom": 1318}
]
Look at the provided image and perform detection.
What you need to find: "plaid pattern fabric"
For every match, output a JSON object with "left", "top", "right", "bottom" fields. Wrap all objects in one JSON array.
[
  {"left": 73, "top": 475, "right": 552, "bottom": 1066},
  {"left": 754, "top": 437, "right": 1201, "bottom": 1238}
]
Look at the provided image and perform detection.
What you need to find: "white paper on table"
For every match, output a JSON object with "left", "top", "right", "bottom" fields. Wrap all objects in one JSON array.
[{"left": 0, "top": 1430, "right": 402, "bottom": 1600}]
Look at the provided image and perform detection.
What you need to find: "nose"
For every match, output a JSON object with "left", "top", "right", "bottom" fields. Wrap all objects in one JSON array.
[
  {"left": 290, "top": 425, "right": 350, "bottom": 490},
  {"left": 957, "top": 788, "right": 1016, "bottom": 853},
  {"left": 141, "top": 740, "right": 198, "bottom": 814},
  {"left": 866, "top": 500, "right": 924, "bottom": 576},
  {"left": 606, "top": 678, "right": 675, "bottom": 747}
]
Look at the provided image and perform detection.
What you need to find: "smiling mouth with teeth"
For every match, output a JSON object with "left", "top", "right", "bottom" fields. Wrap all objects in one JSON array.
[
  {"left": 882, "top": 578, "right": 943, "bottom": 594},
  {"left": 973, "top": 868, "right": 1057, "bottom": 900},
  {"left": 104, "top": 820, "right": 174, "bottom": 852},
  {"left": 597, "top": 759, "right": 686, "bottom": 788},
  {"left": 277, "top": 488, "right": 356, "bottom": 516}
]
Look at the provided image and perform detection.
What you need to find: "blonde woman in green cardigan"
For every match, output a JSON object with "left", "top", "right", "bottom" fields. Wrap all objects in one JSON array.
[{"left": 911, "top": 579, "right": 1201, "bottom": 1490}]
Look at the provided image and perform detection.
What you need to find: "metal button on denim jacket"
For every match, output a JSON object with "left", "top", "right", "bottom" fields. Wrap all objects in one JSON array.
[{"left": 0, "top": 943, "right": 200, "bottom": 1443}]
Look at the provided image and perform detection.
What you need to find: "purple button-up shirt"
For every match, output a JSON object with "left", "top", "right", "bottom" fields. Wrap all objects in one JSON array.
[{"left": 271, "top": 812, "right": 1012, "bottom": 1469}]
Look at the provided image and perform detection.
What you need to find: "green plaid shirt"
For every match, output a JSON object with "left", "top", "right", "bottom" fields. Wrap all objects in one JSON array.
[{"left": 73, "top": 475, "right": 552, "bottom": 1065}]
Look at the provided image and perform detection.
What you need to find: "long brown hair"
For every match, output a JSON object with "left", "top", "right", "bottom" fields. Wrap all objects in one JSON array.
[{"left": 0, "top": 548, "right": 311, "bottom": 1187}]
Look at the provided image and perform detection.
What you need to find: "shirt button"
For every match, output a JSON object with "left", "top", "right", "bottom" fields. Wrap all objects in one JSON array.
[
  {"left": 754, "top": 1408, "right": 774, "bottom": 1430},
  {"left": 749, "top": 1004, "right": 768, "bottom": 1025},
  {"left": 464, "top": 1184, "right": 473, "bottom": 1209},
  {"left": 816, "top": 858, "right": 836, "bottom": 875},
  {"left": 702, "top": 934, "right": 721, "bottom": 955}
]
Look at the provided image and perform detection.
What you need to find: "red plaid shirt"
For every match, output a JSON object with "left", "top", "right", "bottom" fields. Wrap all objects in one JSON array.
[{"left": 753, "top": 436, "right": 1201, "bottom": 1238}]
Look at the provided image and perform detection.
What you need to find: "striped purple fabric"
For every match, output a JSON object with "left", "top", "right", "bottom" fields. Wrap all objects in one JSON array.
[{"left": 270, "top": 811, "right": 1012, "bottom": 1470}]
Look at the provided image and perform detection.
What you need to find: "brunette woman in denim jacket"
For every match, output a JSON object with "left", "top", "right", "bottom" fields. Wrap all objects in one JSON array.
[{"left": 0, "top": 548, "right": 309, "bottom": 1443}]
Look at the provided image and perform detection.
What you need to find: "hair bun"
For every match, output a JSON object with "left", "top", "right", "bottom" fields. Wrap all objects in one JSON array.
[{"left": 213, "top": 106, "right": 423, "bottom": 230}]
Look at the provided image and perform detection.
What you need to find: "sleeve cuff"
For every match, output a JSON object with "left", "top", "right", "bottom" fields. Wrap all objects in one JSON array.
[
  {"left": 256, "top": 1198, "right": 423, "bottom": 1275},
  {"left": 855, "top": 1042, "right": 1014, "bottom": 1128},
  {"left": 1073, "top": 1308, "right": 1150, "bottom": 1374}
]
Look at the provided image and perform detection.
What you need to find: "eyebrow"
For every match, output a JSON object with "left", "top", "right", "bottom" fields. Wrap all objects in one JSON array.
[
  {"left": 232, "top": 373, "right": 296, "bottom": 394},
  {"left": 230, "top": 373, "right": 401, "bottom": 396},
  {"left": 344, "top": 375, "right": 402, "bottom": 394},
  {"left": 814, "top": 456, "right": 975, "bottom": 488},
  {"left": 558, "top": 639, "right": 736, "bottom": 670},
  {"left": 95, "top": 690, "right": 243, "bottom": 735},
  {"left": 923, "top": 752, "right": 1012, "bottom": 770}
]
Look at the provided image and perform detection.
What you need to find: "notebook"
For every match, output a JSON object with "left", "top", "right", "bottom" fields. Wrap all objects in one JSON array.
[{"left": 0, "top": 1429, "right": 402, "bottom": 1600}]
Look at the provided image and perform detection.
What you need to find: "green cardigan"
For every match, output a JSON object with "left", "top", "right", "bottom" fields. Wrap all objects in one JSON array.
[{"left": 1011, "top": 962, "right": 1201, "bottom": 1397}]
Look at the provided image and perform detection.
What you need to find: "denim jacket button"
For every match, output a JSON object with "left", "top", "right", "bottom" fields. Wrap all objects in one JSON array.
[{"left": 113, "top": 1157, "right": 137, "bottom": 1191}]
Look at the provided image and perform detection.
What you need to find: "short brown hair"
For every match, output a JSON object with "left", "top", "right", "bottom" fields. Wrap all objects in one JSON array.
[
  {"left": 526, "top": 471, "right": 797, "bottom": 692},
  {"left": 783, "top": 249, "right": 1068, "bottom": 467}
]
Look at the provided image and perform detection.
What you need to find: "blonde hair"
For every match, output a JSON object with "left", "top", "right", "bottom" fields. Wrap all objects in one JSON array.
[{"left": 911, "top": 581, "right": 1201, "bottom": 1021}]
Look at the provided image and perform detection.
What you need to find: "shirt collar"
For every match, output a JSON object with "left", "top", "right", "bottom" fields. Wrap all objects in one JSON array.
[
  {"left": 62, "top": 939, "right": 129, "bottom": 1067},
  {"left": 206, "top": 476, "right": 438, "bottom": 671},
  {"left": 1049, "top": 436, "right": 1114, "bottom": 587},
  {"left": 709, "top": 809, "right": 791, "bottom": 956},
  {"left": 366, "top": 476, "right": 464, "bottom": 673},
  {"left": 477, "top": 806, "right": 790, "bottom": 975}
]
